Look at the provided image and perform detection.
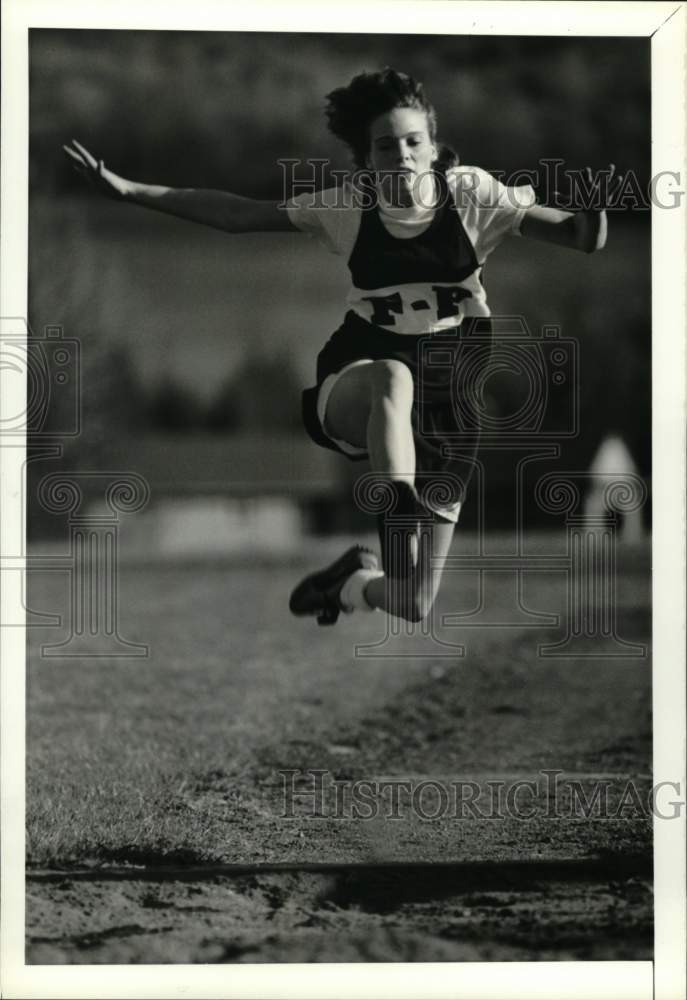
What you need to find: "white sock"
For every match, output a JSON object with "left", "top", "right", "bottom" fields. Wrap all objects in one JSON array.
[{"left": 340, "top": 568, "right": 385, "bottom": 613}]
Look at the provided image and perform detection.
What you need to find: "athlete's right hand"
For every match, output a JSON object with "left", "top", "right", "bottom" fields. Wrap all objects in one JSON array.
[{"left": 62, "top": 140, "right": 130, "bottom": 200}]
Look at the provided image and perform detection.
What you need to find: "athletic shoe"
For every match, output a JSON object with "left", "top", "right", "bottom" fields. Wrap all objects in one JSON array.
[{"left": 289, "top": 544, "right": 379, "bottom": 626}]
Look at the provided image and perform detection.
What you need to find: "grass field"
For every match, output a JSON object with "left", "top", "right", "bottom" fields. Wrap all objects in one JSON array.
[{"left": 25, "top": 536, "right": 652, "bottom": 963}]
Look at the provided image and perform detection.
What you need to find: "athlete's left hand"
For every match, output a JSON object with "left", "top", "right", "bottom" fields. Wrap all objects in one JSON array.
[
  {"left": 574, "top": 164, "right": 625, "bottom": 252},
  {"left": 519, "top": 163, "right": 624, "bottom": 253},
  {"left": 581, "top": 163, "right": 625, "bottom": 211}
]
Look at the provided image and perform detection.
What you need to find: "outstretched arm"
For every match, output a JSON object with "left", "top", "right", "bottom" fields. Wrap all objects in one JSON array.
[
  {"left": 63, "top": 140, "right": 297, "bottom": 234},
  {"left": 520, "top": 164, "right": 622, "bottom": 253}
]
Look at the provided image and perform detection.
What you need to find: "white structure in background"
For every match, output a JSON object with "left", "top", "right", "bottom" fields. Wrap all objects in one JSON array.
[
  {"left": 156, "top": 496, "right": 304, "bottom": 557},
  {"left": 585, "top": 435, "right": 644, "bottom": 544},
  {"left": 118, "top": 496, "right": 305, "bottom": 559},
  {"left": 94, "top": 433, "right": 340, "bottom": 561}
]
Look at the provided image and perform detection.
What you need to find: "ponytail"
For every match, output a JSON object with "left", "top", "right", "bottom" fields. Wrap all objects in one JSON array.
[{"left": 434, "top": 143, "right": 460, "bottom": 173}]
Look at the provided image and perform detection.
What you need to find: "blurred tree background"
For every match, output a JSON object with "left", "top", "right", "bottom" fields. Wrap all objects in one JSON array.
[
  {"left": 30, "top": 31, "right": 650, "bottom": 195},
  {"left": 27, "top": 30, "right": 651, "bottom": 514}
]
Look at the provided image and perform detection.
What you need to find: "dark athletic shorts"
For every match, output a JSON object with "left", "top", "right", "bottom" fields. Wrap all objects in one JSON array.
[{"left": 302, "top": 311, "right": 493, "bottom": 522}]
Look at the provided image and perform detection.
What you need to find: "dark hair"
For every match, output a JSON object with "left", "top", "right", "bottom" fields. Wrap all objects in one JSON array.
[{"left": 325, "top": 67, "right": 458, "bottom": 171}]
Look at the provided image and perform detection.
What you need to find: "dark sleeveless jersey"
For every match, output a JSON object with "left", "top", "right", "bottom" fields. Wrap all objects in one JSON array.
[
  {"left": 345, "top": 171, "right": 485, "bottom": 331},
  {"left": 349, "top": 171, "right": 479, "bottom": 289},
  {"left": 287, "top": 164, "right": 536, "bottom": 334}
]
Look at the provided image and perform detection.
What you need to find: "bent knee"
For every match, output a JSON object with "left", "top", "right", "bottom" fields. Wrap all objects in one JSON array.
[{"left": 369, "top": 359, "right": 414, "bottom": 406}]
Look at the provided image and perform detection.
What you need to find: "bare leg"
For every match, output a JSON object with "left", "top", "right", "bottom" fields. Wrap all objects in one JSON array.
[
  {"left": 324, "top": 360, "right": 455, "bottom": 621},
  {"left": 324, "top": 359, "right": 416, "bottom": 484},
  {"left": 325, "top": 357, "right": 418, "bottom": 570},
  {"left": 365, "top": 361, "right": 416, "bottom": 487},
  {"left": 364, "top": 518, "right": 456, "bottom": 621}
]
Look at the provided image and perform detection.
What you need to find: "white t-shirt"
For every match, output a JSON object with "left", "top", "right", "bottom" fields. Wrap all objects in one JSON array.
[{"left": 287, "top": 166, "right": 536, "bottom": 334}]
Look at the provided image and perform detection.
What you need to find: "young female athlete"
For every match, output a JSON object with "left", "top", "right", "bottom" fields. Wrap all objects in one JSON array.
[{"left": 64, "top": 68, "right": 620, "bottom": 627}]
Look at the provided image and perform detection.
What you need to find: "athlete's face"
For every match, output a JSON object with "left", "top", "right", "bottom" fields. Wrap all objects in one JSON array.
[{"left": 366, "top": 106, "right": 437, "bottom": 207}]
